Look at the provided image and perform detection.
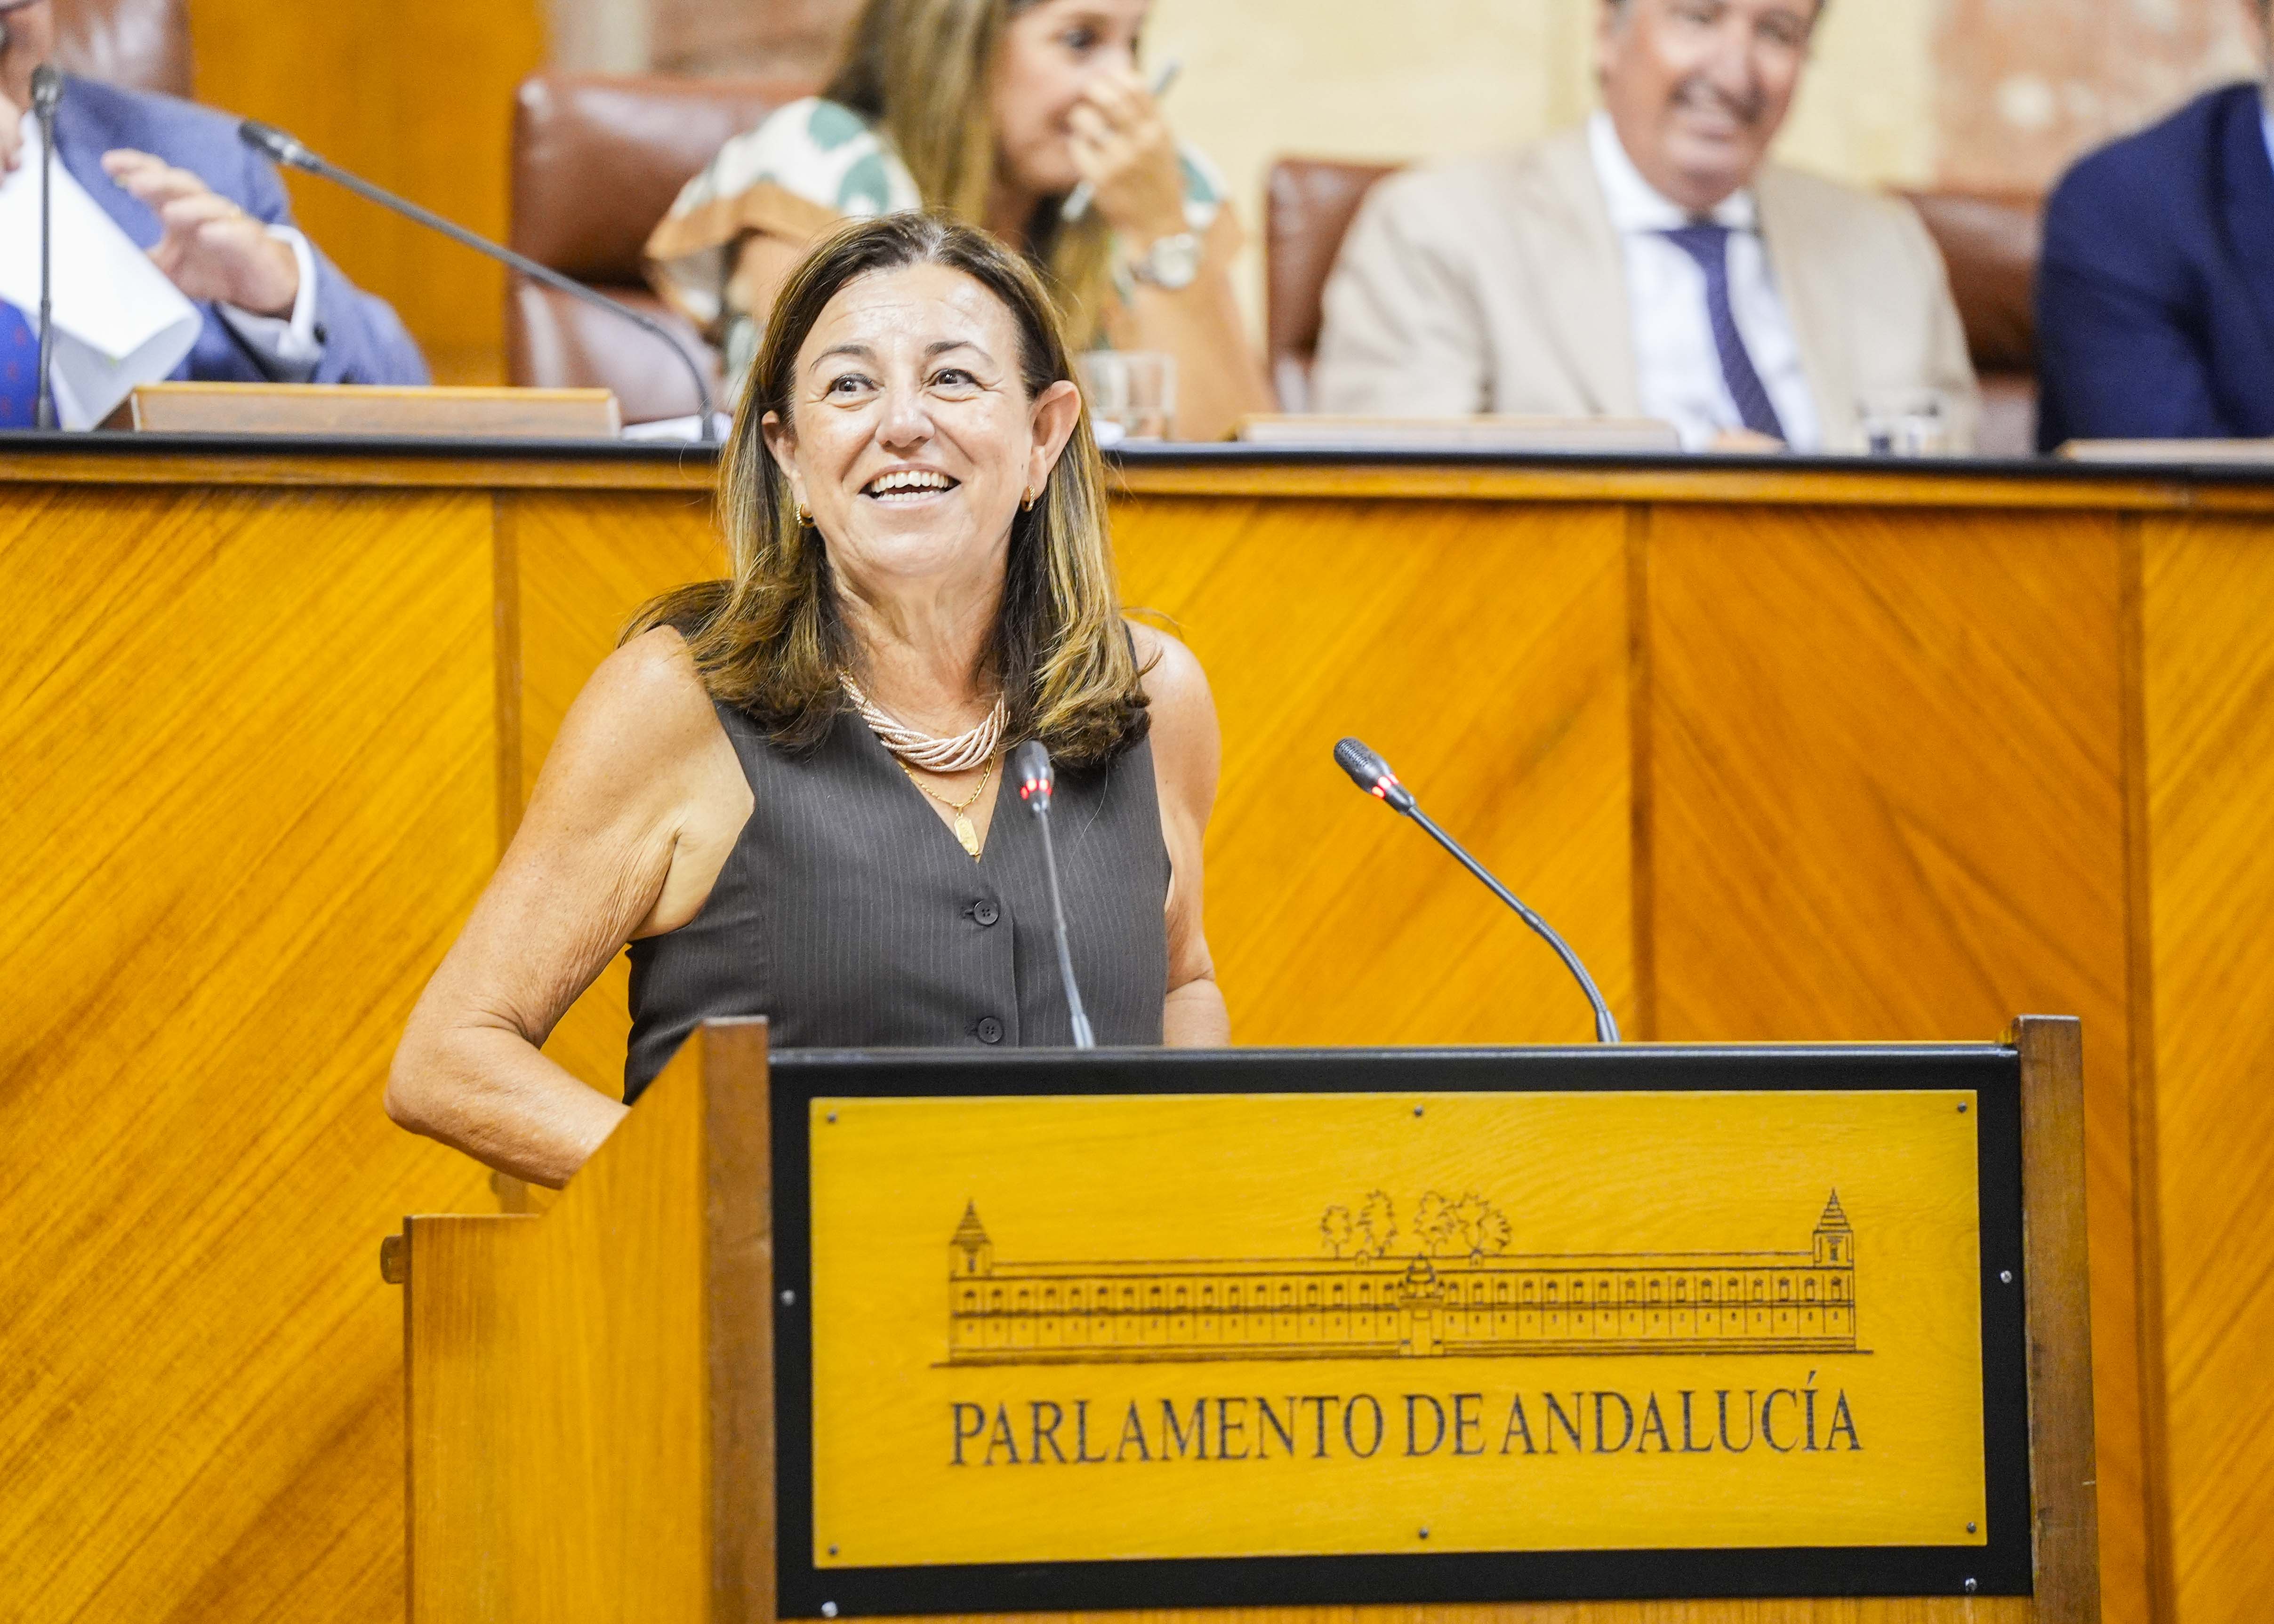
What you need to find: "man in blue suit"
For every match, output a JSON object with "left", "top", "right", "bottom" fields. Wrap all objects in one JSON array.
[
  {"left": 2037, "top": 2, "right": 2274, "bottom": 448},
  {"left": 0, "top": 0, "right": 426, "bottom": 427}
]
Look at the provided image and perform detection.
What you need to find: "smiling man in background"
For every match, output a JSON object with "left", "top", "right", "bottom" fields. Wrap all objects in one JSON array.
[{"left": 1312, "top": 0, "right": 1978, "bottom": 453}]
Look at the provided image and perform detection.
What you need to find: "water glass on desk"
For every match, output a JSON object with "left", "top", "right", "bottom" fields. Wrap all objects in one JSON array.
[
  {"left": 1857, "top": 388, "right": 1950, "bottom": 456},
  {"left": 1078, "top": 352, "right": 1176, "bottom": 445}
]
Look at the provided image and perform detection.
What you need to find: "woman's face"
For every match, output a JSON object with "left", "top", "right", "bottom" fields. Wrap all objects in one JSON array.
[
  {"left": 989, "top": 0, "right": 1151, "bottom": 200},
  {"left": 764, "top": 263, "right": 1080, "bottom": 598}
]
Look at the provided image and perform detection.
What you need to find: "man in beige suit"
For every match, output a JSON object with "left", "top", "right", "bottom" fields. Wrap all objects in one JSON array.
[{"left": 1313, "top": 0, "right": 1978, "bottom": 452}]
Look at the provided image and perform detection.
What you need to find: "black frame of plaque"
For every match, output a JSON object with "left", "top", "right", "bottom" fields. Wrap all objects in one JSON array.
[{"left": 766, "top": 1043, "right": 2033, "bottom": 1616}]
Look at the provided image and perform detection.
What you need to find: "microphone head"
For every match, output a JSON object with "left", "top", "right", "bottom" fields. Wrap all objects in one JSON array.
[
  {"left": 1333, "top": 736, "right": 1416, "bottom": 813},
  {"left": 238, "top": 119, "right": 314, "bottom": 170},
  {"left": 30, "top": 64, "right": 62, "bottom": 114},
  {"left": 1011, "top": 740, "right": 1054, "bottom": 813}
]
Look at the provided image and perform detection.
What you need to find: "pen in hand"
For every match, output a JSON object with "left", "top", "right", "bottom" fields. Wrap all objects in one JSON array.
[{"left": 1061, "top": 57, "right": 1183, "bottom": 224}]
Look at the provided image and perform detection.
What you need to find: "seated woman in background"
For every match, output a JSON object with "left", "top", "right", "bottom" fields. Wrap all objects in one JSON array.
[
  {"left": 644, "top": 0, "right": 1271, "bottom": 442},
  {"left": 386, "top": 214, "right": 1227, "bottom": 1187}
]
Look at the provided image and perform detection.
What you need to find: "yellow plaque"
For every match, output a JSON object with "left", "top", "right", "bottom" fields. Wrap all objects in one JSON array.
[{"left": 808, "top": 1090, "right": 1985, "bottom": 1566}]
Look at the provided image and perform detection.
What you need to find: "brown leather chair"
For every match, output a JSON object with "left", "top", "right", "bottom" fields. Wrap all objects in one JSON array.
[
  {"left": 1265, "top": 156, "right": 2045, "bottom": 457},
  {"left": 507, "top": 71, "right": 812, "bottom": 424},
  {"left": 1263, "top": 158, "right": 1399, "bottom": 413},
  {"left": 1899, "top": 190, "right": 2043, "bottom": 458},
  {"left": 50, "top": 0, "right": 191, "bottom": 95}
]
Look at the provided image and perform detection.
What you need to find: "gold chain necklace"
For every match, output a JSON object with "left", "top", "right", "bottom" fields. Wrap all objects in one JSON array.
[{"left": 900, "top": 755, "right": 995, "bottom": 859}]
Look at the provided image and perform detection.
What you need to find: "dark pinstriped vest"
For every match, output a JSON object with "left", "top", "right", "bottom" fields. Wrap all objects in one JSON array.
[{"left": 622, "top": 703, "right": 1170, "bottom": 1102}]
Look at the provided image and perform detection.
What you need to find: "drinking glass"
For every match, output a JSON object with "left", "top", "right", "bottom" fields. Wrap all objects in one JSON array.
[
  {"left": 1077, "top": 351, "right": 1176, "bottom": 443},
  {"left": 1856, "top": 389, "right": 1950, "bottom": 457}
]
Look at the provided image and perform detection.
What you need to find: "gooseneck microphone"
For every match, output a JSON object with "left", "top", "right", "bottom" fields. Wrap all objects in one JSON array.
[
  {"left": 1011, "top": 740, "right": 1096, "bottom": 1049},
  {"left": 234, "top": 120, "right": 717, "bottom": 443},
  {"left": 1334, "top": 737, "right": 1621, "bottom": 1043},
  {"left": 32, "top": 64, "right": 61, "bottom": 431}
]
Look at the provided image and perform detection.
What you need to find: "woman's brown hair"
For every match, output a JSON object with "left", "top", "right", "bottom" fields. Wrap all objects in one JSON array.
[
  {"left": 822, "top": 0, "right": 1117, "bottom": 345},
  {"left": 627, "top": 212, "right": 1149, "bottom": 767}
]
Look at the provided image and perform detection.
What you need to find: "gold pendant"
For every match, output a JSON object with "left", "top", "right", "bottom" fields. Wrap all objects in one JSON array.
[{"left": 955, "top": 813, "right": 981, "bottom": 858}]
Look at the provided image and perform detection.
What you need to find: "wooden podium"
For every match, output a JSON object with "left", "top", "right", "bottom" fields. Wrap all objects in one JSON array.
[{"left": 392, "top": 1017, "right": 2097, "bottom": 1624}]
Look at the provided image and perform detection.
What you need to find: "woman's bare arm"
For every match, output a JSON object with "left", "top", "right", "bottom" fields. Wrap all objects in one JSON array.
[
  {"left": 386, "top": 629, "right": 750, "bottom": 1186},
  {"left": 1134, "top": 621, "right": 1230, "bottom": 1046}
]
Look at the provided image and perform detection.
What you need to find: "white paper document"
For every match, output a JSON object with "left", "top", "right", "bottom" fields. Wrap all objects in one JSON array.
[{"left": 0, "top": 114, "right": 200, "bottom": 429}]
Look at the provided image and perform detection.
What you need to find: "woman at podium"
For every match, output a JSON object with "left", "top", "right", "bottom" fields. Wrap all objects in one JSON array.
[{"left": 386, "top": 213, "right": 1227, "bottom": 1187}]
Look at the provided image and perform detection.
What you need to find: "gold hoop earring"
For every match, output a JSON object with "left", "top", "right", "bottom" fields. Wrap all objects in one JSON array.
[
  {"left": 1021, "top": 486, "right": 1040, "bottom": 512},
  {"left": 794, "top": 501, "right": 814, "bottom": 527}
]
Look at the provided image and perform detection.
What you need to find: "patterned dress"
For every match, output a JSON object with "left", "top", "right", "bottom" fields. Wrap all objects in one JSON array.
[{"left": 644, "top": 96, "right": 1229, "bottom": 394}]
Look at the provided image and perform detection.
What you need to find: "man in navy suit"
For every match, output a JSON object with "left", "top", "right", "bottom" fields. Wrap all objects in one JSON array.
[
  {"left": 0, "top": 0, "right": 426, "bottom": 427},
  {"left": 2037, "top": 1, "right": 2274, "bottom": 448}
]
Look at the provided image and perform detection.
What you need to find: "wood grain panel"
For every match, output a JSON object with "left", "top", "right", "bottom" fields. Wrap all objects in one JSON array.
[
  {"left": 0, "top": 449, "right": 717, "bottom": 492},
  {"left": 1113, "top": 458, "right": 2274, "bottom": 516},
  {"left": 190, "top": 0, "right": 546, "bottom": 377},
  {"left": 0, "top": 483, "right": 501, "bottom": 1622},
  {"left": 506, "top": 489, "right": 726, "bottom": 1095},
  {"left": 2137, "top": 514, "right": 2274, "bottom": 1624},
  {"left": 1646, "top": 504, "right": 2144, "bottom": 1624},
  {"left": 1113, "top": 495, "right": 1632, "bottom": 1046},
  {"left": 405, "top": 1024, "right": 743, "bottom": 1623}
]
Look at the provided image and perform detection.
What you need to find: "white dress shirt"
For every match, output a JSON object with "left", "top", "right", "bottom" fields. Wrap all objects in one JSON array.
[
  {"left": 212, "top": 226, "right": 326, "bottom": 383},
  {"left": 1586, "top": 112, "right": 1820, "bottom": 452}
]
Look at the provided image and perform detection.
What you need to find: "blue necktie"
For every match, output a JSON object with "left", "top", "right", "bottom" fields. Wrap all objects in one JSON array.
[
  {"left": 1660, "top": 223, "right": 1786, "bottom": 441},
  {"left": 0, "top": 301, "right": 40, "bottom": 428}
]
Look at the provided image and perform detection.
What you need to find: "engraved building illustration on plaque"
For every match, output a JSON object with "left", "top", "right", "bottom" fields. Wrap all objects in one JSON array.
[{"left": 946, "top": 1192, "right": 1857, "bottom": 1363}]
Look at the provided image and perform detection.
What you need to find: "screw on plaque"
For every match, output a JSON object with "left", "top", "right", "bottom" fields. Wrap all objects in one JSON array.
[
  {"left": 1967, "top": 1522, "right": 1977, "bottom": 1534},
  {"left": 827, "top": 1111, "right": 838, "bottom": 1123},
  {"left": 1964, "top": 1579, "right": 1978, "bottom": 1594},
  {"left": 1413, "top": 1105, "right": 1425, "bottom": 1117},
  {"left": 781, "top": 1288, "right": 797, "bottom": 1305},
  {"left": 828, "top": 1545, "right": 839, "bottom": 1557},
  {"left": 823, "top": 1604, "right": 840, "bottom": 1618},
  {"left": 1417, "top": 1527, "right": 1430, "bottom": 1539},
  {"left": 1958, "top": 1102, "right": 1969, "bottom": 1113},
  {"left": 2000, "top": 1270, "right": 2014, "bottom": 1284}
]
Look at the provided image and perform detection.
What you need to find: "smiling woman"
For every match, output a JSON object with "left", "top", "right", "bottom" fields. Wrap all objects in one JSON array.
[
  {"left": 642, "top": 0, "right": 1273, "bottom": 440},
  {"left": 385, "top": 214, "right": 1228, "bottom": 1189}
]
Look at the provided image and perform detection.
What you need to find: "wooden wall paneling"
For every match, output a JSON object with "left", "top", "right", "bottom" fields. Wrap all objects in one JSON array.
[
  {"left": 2013, "top": 1016, "right": 2103, "bottom": 1624},
  {"left": 403, "top": 1023, "right": 747, "bottom": 1621},
  {"left": 1644, "top": 502, "right": 2146, "bottom": 1623},
  {"left": 1111, "top": 495, "right": 1633, "bottom": 1046},
  {"left": 2137, "top": 513, "right": 2274, "bottom": 1624},
  {"left": 2114, "top": 516, "right": 2173, "bottom": 1624},
  {"left": 506, "top": 488, "right": 726, "bottom": 1094},
  {"left": 0, "top": 483, "right": 502, "bottom": 1622},
  {"left": 189, "top": 0, "right": 548, "bottom": 380}
]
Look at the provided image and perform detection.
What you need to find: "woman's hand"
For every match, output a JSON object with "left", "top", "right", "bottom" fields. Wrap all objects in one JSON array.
[{"left": 1067, "top": 69, "right": 1188, "bottom": 247}]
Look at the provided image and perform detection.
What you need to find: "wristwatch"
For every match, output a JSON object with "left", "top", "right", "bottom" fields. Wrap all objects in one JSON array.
[{"left": 1130, "top": 231, "right": 1202, "bottom": 291}]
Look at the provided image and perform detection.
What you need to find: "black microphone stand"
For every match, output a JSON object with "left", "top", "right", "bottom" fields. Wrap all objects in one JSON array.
[
  {"left": 235, "top": 120, "right": 718, "bottom": 443},
  {"left": 1012, "top": 741, "right": 1096, "bottom": 1049},
  {"left": 1334, "top": 737, "right": 1621, "bottom": 1043},
  {"left": 32, "top": 65, "right": 61, "bottom": 431},
  {"left": 1401, "top": 800, "right": 1621, "bottom": 1043}
]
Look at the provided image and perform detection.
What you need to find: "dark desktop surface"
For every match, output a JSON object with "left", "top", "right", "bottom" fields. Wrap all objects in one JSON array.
[{"left": 3, "top": 427, "right": 2271, "bottom": 487}]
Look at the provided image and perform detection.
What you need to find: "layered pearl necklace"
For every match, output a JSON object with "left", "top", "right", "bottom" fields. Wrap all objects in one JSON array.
[{"left": 840, "top": 675, "right": 1007, "bottom": 774}]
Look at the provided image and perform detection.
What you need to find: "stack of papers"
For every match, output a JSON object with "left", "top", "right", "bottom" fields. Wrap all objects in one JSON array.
[{"left": 0, "top": 112, "right": 200, "bottom": 428}]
